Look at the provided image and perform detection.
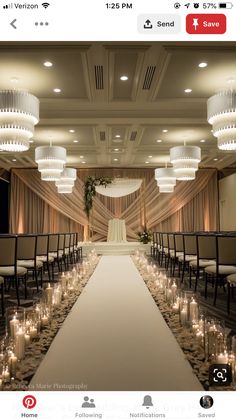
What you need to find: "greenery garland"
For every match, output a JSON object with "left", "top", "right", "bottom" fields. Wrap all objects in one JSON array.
[{"left": 84, "top": 176, "right": 112, "bottom": 218}]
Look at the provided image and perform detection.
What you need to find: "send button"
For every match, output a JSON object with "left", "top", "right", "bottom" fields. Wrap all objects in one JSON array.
[{"left": 138, "top": 14, "right": 181, "bottom": 34}]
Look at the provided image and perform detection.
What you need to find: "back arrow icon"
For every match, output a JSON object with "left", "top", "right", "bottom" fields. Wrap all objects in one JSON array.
[{"left": 10, "top": 19, "right": 17, "bottom": 29}]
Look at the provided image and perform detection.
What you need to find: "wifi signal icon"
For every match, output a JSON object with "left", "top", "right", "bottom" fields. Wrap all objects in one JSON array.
[{"left": 42, "top": 2, "right": 50, "bottom": 8}]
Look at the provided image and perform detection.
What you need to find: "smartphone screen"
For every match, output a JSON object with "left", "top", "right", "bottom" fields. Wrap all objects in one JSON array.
[{"left": 0, "top": 1, "right": 235, "bottom": 418}]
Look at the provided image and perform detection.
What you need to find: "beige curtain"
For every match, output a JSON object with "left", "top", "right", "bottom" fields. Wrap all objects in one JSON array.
[{"left": 10, "top": 168, "right": 219, "bottom": 239}]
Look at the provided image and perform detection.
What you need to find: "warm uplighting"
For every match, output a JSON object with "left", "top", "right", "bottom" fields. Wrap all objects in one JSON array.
[
  {"left": 0, "top": 89, "right": 39, "bottom": 152},
  {"left": 170, "top": 145, "right": 201, "bottom": 180},
  {"left": 148, "top": 155, "right": 153, "bottom": 158},
  {"left": 35, "top": 145, "right": 67, "bottom": 181},
  {"left": 208, "top": 89, "right": 236, "bottom": 150}
]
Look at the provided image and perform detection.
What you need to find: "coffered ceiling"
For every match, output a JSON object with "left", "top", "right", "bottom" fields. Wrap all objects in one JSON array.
[{"left": 0, "top": 41, "right": 236, "bottom": 171}]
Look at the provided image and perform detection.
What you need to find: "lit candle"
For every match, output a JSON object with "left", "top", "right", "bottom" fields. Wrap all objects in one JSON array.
[
  {"left": 8, "top": 353, "right": 18, "bottom": 377},
  {"left": 29, "top": 326, "right": 37, "bottom": 339},
  {"left": 41, "top": 315, "right": 49, "bottom": 326},
  {"left": 2, "top": 367, "right": 10, "bottom": 383},
  {"left": 216, "top": 352, "right": 228, "bottom": 364},
  {"left": 189, "top": 299, "right": 199, "bottom": 322},
  {"left": 10, "top": 315, "right": 19, "bottom": 339},
  {"left": 15, "top": 328, "right": 25, "bottom": 360},
  {"left": 46, "top": 283, "right": 53, "bottom": 306},
  {"left": 171, "top": 281, "right": 177, "bottom": 301},
  {"left": 172, "top": 303, "right": 179, "bottom": 314},
  {"left": 24, "top": 334, "right": 31, "bottom": 346},
  {"left": 180, "top": 309, "right": 188, "bottom": 326}
]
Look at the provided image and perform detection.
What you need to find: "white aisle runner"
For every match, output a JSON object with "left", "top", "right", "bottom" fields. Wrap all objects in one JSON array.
[{"left": 31, "top": 256, "right": 202, "bottom": 390}]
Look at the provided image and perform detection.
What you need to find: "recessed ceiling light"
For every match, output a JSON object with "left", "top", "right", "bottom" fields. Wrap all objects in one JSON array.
[
  {"left": 211, "top": 129, "right": 213, "bottom": 133},
  {"left": 44, "top": 61, "right": 53, "bottom": 67},
  {"left": 114, "top": 158, "right": 118, "bottom": 161},
  {"left": 184, "top": 88, "right": 192, "bottom": 93},
  {"left": 148, "top": 155, "right": 153, "bottom": 158},
  {"left": 198, "top": 62, "right": 208, "bottom": 68},
  {"left": 114, "top": 148, "right": 119, "bottom": 151},
  {"left": 156, "top": 139, "right": 162, "bottom": 143},
  {"left": 200, "top": 140, "right": 206, "bottom": 143},
  {"left": 69, "top": 129, "right": 75, "bottom": 133},
  {"left": 145, "top": 161, "right": 149, "bottom": 164},
  {"left": 73, "top": 140, "right": 78, "bottom": 143},
  {"left": 213, "top": 158, "right": 218, "bottom": 161},
  {"left": 12, "top": 159, "right": 17, "bottom": 162},
  {"left": 115, "top": 135, "right": 121, "bottom": 138},
  {"left": 53, "top": 88, "right": 61, "bottom": 93},
  {"left": 162, "top": 129, "right": 168, "bottom": 133},
  {"left": 82, "top": 161, "right": 86, "bottom": 164},
  {"left": 79, "top": 155, "right": 84, "bottom": 158},
  {"left": 29, "top": 140, "right": 34, "bottom": 143},
  {"left": 120, "top": 75, "right": 128, "bottom": 81}
]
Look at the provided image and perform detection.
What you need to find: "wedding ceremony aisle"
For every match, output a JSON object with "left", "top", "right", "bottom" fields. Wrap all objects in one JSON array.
[{"left": 31, "top": 256, "right": 202, "bottom": 391}]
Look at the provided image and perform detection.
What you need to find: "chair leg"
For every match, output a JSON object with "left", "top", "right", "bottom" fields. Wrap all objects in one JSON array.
[
  {"left": 204, "top": 272, "right": 208, "bottom": 299},
  {"left": 47, "top": 261, "right": 51, "bottom": 282},
  {"left": 1, "top": 283, "right": 4, "bottom": 316},
  {"left": 213, "top": 275, "right": 219, "bottom": 306},
  {"left": 15, "top": 276, "right": 20, "bottom": 306},
  {"left": 24, "top": 274, "right": 28, "bottom": 299},
  {"left": 227, "top": 282, "right": 231, "bottom": 315}
]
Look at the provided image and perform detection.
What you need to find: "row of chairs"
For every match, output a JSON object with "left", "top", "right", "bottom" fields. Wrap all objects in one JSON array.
[
  {"left": 0, "top": 232, "right": 83, "bottom": 313},
  {"left": 151, "top": 231, "right": 236, "bottom": 314}
]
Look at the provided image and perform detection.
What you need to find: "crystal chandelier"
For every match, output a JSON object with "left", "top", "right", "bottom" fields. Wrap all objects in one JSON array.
[
  {"left": 0, "top": 89, "right": 39, "bottom": 152},
  {"left": 155, "top": 168, "right": 176, "bottom": 193},
  {"left": 56, "top": 168, "right": 77, "bottom": 194},
  {"left": 35, "top": 145, "right": 67, "bottom": 181},
  {"left": 170, "top": 145, "right": 201, "bottom": 181},
  {"left": 207, "top": 89, "right": 236, "bottom": 150}
]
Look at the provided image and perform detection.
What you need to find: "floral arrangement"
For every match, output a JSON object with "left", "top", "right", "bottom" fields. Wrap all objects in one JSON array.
[
  {"left": 137, "top": 229, "right": 152, "bottom": 244},
  {"left": 84, "top": 176, "right": 112, "bottom": 218}
]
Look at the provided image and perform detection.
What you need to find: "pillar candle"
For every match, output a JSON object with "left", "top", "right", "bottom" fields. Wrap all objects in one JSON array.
[
  {"left": 9, "top": 353, "right": 18, "bottom": 377},
  {"left": 171, "top": 281, "right": 177, "bottom": 301},
  {"left": 41, "top": 315, "right": 49, "bottom": 326},
  {"left": 9, "top": 316, "right": 19, "bottom": 339},
  {"left": 190, "top": 299, "right": 199, "bottom": 322},
  {"left": 2, "top": 367, "right": 10, "bottom": 383},
  {"left": 15, "top": 328, "right": 25, "bottom": 360},
  {"left": 180, "top": 309, "right": 188, "bottom": 326},
  {"left": 29, "top": 326, "right": 37, "bottom": 339},
  {"left": 216, "top": 352, "right": 228, "bottom": 364},
  {"left": 24, "top": 334, "right": 31, "bottom": 346},
  {"left": 46, "top": 284, "right": 53, "bottom": 306},
  {"left": 172, "top": 303, "right": 179, "bottom": 314}
]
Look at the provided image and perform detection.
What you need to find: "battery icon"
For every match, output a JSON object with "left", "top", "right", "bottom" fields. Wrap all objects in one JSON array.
[{"left": 219, "top": 2, "right": 233, "bottom": 8}]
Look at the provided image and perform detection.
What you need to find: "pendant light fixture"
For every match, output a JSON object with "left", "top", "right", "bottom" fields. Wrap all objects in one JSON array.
[
  {"left": 56, "top": 167, "right": 77, "bottom": 194},
  {"left": 35, "top": 144, "right": 67, "bottom": 181},
  {"left": 208, "top": 88, "right": 236, "bottom": 150},
  {"left": 170, "top": 145, "right": 201, "bottom": 181},
  {"left": 0, "top": 89, "right": 39, "bottom": 152},
  {"left": 155, "top": 167, "right": 176, "bottom": 193}
]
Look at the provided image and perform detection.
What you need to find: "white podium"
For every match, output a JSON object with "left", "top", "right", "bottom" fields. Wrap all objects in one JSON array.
[{"left": 107, "top": 219, "right": 127, "bottom": 242}]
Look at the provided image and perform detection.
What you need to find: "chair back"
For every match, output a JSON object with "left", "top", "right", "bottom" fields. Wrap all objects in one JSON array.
[
  {"left": 17, "top": 235, "right": 36, "bottom": 260},
  {"left": 58, "top": 234, "right": 65, "bottom": 252},
  {"left": 48, "top": 234, "right": 59, "bottom": 253},
  {"left": 162, "top": 233, "right": 168, "bottom": 248},
  {"left": 217, "top": 236, "right": 236, "bottom": 265},
  {"left": 65, "top": 233, "right": 70, "bottom": 249},
  {"left": 183, "top": 234, "right": 197, "bottom": 256},
  {"left": 174, "top": 234, "right": 183, "bottom": 252},
  {"left": 168, "top": 233, "right": 174, "bottom": 250},
  {"left": 36, "top": 235, "right": 48, "bottom": 256},
  {"left": 0, "top": 236, "right": 17, "bottom": 266},
  {"left": 197, "top": 235, "right": 216, "bottom": 260}
]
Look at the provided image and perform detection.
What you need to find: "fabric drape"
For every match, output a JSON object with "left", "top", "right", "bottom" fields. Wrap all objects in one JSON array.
[{"left": 10, "top": 168, "right": 219, "bottom": 240}]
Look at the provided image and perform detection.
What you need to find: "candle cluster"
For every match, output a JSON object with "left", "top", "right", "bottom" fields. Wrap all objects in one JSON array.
[
  {"left": 134, "top": 251, "right": 236, "bottom": 388},
  {"left": 0, "top": 249, "right": 99, "bottom": 390}
]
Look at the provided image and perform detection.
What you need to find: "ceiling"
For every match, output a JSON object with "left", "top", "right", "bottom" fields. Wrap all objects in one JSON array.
[{"left": 0, "top": 41, "right": 236, "bottom": 171}]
